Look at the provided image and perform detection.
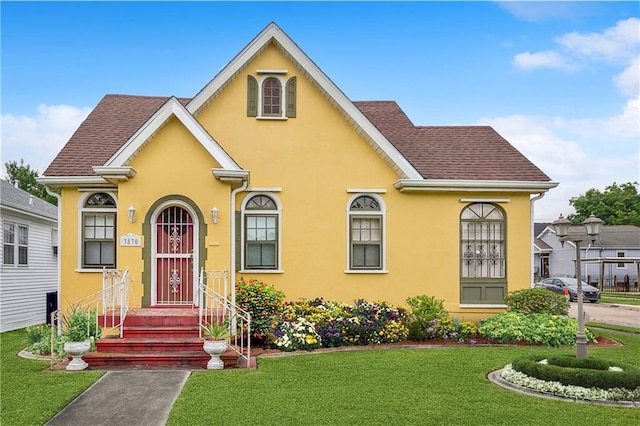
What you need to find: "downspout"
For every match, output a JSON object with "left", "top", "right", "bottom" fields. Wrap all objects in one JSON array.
[
  {"left": 530, "top": 192, "right": 546, "bottom": 287},
  {"left": 45, "top": 186, "right": 62, "bottom": 328},
  {"left": 230, "top": 179, "right": 248, "bottom": 310}
]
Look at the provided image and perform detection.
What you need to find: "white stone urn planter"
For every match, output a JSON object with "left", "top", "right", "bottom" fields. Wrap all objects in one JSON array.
[
  {"left": 203, "top": 340, "right": 228, "bottom": 370},
  {"left": 64, "top": 340, "right": 90, "bottom": 371}
]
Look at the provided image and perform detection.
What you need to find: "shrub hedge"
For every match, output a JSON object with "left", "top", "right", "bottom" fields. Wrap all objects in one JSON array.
[
  {"left": 504, "top": 288, "right": 569, "bottom": 316},
  {"left": 511, "top": 353, "right": 640, "bottom": 390},
  {"left": 478, "top": 311, "right": 596, "bottom": 347}
]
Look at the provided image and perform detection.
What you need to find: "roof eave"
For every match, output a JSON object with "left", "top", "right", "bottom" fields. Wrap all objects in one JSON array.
[
  {"left": 394, "top": 179, "right": 559, "bottom": 193},
  {"left": 0, "top": 204, "right": 57, "bottom": 222},
  {"left": 92, "top": 166, "right": 137, "bottom": 183},
  {"left": 37, "top": 176, "right": 113, "bottom": 188}
]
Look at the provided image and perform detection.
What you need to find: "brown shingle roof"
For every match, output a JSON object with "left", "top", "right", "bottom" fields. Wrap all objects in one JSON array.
[
  {"left": 353, "top": 101, "right": 551, "bottom": 181},
  {"left": 45, "top": 96, "right": 550, "bottom": 183},
  {"left": 44, "top": 95, "right": 190, "bottom": 177}
]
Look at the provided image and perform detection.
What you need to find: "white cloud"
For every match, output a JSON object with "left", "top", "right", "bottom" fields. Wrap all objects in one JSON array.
[
  {"left": 476, "top": 114, "right": 639, "bottom": 222},
  {"left": 557, "top": 18, "right": 639, "bottom": 63},
  {"left": 1, "top": 104, "right": 91, "bottom": 176},
  {"left": 498, "top": 2, "right": 586, "bottom": 23},
  {"left": 613, "top": 56, "right": 640, "bottom": 97},
  {"left": 562, "top": 96, "right": 640, "bottom": 142},
  {"left": 513, "top": 50, "right": 575, "bottom": 71},
  {"left": 512, "top": 18, "right": 640, "bottom": 97}
]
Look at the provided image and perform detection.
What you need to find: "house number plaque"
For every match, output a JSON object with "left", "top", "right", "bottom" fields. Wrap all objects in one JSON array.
[{"left": 120, "top": 233, "right": 142, "bottom": 247}]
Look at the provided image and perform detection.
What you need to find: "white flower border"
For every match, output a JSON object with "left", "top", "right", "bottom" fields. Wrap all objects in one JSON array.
[{"left": 501, "top": 364, "right": 640, "bottom": 402}]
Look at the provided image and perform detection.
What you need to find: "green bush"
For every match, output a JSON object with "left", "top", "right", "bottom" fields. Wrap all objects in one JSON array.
[
  {"left": 511, "top": 353, "right": 640, "bottom": 390},
  {"left": 405, "top": 295, "right": 448, "bottom": 340},
  {"left": 62, "top": 305, "right": 101, "bottom": 342},
  {"left": 455, "top": 320, "right": 478, "bottom": 339},
  {"left": 504, "top": 288, "right": 569, "bottom": 315},
  {"left": 478, "top": 311, "right": 596, "bottom": 347},
  {"left": 235, "top": 277, "right": 285, "bottom": 343}
]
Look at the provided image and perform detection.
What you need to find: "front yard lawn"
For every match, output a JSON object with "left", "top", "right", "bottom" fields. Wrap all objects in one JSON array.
[
  {"left": 2, "top": 328, "right": 639, "bottom": 425},
  {"left": 0, "top": 329, "right": 103, "bottom": 426},
  {"left": 168, "top": 330, "right": 640, "bottom": 426}
]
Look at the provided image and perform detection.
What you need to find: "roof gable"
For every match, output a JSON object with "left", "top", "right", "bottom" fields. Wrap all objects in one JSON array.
[
  {"left": 102, "top": 97, "right": 241, "bottom": 172},
  {"left": 187, "top": 22, "right": 422, "bottom": 180},
  {"left": 44, "top": 95, "right": 187, "bottom": 177}
]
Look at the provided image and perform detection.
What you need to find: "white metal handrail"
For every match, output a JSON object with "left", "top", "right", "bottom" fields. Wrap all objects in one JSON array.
[
  {"left": 198, "top": 268, "right": 251, "bottom": 365},
  {"left": 50, "top": 268, "right": 132, "bottom": 368}
]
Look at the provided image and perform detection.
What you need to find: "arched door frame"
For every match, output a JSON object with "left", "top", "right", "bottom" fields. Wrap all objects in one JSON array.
[{"left": 142, "top": 196, "right": 207, "bottom": 307}]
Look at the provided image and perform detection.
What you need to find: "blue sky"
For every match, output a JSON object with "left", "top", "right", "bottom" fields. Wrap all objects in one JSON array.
[{"left": 2, "top": 1, "right": 638, "bottom": 221}]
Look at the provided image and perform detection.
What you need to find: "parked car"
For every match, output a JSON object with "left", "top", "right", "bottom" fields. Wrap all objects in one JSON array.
[{"left": 534, "top": 277, "right": 601, "bottom": 303}]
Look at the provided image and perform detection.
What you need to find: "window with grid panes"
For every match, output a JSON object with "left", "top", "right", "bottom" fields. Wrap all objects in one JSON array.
[
  {"left": 82, "top": 193, "right": 116, "bottom": 268},
  {"left": 349, "top": 195, "right": 384, "bottom": 270},
  {"left": 244, "top": 195, "right": 278, "bottom": 269},
  {"left": 460, "top": 203, "right": 506, "bottom": 304},
  {"left": 262, "top": 77, "right": 281, "bottom": 116}
]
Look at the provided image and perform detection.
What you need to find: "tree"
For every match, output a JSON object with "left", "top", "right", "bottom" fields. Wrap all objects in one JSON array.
[
  {"left": 569, "top": 182, "right": 640, "bottom": 226},
  {"left": 4, "top": 159, "right": 59, "bottom": 206}
]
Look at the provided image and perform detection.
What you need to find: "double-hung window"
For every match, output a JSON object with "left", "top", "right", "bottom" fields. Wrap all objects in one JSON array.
[
  {"left": 3, "top": 221, "right": 28, "bottom": 266},
  {"left": 82, "top": 193, "right": 116, "bottom": 268},
  {"left": 243, "top": 194, "right": 280, "bottom": 270},
  {"left": 348, "top": 195, "right": 385, "bottom": 271}
]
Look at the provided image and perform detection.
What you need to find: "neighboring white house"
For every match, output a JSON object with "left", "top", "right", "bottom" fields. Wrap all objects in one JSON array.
[
  {"left": 0, "top": 180, "right": 58, "bottom": 332},
  {"left": 535, "top": 223, "right": 640, "bottom": 291}
]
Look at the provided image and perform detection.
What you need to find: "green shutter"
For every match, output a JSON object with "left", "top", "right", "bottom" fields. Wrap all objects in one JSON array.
[
  {"left": 247, "top": 75, "right": 258, "bottom": 117},
  {"left": 286, "top": 76, "right": 296, "bottom": 118},
  {"left": 235, "top": 210, "right": 242, "bottom": 271}
]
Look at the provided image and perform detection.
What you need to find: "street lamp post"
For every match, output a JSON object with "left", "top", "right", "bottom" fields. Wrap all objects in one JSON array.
[{"left": 551, "top": 213, "right": 604, "bottom": 359}]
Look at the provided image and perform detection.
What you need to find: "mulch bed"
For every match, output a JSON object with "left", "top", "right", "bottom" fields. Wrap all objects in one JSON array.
[{"left": 249, "top": 334, "right": 621, "bottom": 357}]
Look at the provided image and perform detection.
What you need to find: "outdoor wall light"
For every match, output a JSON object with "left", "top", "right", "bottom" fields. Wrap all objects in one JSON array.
[
  {"left": 128, "top": 205, "right": 136, "bottom": 223},
  {"left": 211, "top": 206, "right": 219, "bottom": 224},
  {"left": 551, "top": 212, "right": 604, "bottom": 359}
]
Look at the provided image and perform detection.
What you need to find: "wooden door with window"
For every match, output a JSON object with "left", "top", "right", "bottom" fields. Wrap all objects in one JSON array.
[{"left": 155, "top": 206, "right": 194, "bottom": 305}]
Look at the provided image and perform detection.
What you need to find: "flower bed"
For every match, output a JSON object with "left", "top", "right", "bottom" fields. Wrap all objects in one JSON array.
[
  {"left": 501, "top": 363, "right": 640, "bottom": 402},
  {"left": 511, "top": 353, "right": 640, "bottom": 390}
]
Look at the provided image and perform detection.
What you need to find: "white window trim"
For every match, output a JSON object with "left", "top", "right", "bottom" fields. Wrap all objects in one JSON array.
[
  {"left": 616, "top": 251, "right": 626, "bottom": 269},
  {"left": 257, "top": 74, "right": 287, "bottom": 119},
  {"left": 77, "top": 191, "right": 118, "bottom": 270},
  {"left": 346, "top": 188, "right": 387, "bottom": 194},
  {"left": 459, "top": 304, "right": 508, "bottom": 309},
  {"left": 241, "top": 192, "right": 283, "bottom": 272},
  {"left": 256, "top": 69, "right": 288, "bottom": 74},
  {"left": 2, "top": 221, "right": 28, "bottom": 267},
  {"left": 16, "top": 224, "right": 28, "bottom": 266},
  {"left": 345, "top": 193, "right": 387, "bottom": 273}
]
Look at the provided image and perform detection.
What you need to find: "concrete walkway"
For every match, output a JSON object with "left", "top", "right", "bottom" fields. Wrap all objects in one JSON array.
[{"left": 45, "top": 370, "right": 190, "bottom": 426}]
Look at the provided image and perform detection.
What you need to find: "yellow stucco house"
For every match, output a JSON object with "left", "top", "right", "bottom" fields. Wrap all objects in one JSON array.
[{"left": 39, "top": 23, "right": 556, "bottom": 322}]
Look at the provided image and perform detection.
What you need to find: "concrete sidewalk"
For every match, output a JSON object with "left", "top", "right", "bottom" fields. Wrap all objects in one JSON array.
[{"left": 45, "top": 370, "right": 190, "bottom": 426}]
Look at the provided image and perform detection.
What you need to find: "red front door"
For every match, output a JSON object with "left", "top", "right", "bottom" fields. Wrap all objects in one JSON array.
[{"left": 155, "top": 206, "right": 194, "bottom": 305}]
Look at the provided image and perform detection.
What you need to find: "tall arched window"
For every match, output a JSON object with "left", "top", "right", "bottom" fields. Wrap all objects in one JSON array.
[
  {"left": 460, "top": 203, "right": 506, "bottom": 303},
  {"left": 82, "top": 192, "right": 117, "bottom": 268},
  {"left": 262, "top": 77, "right": 281, "bottom": 116},
  {"left": 348, "top": 195, "right": 385, "bottom": 271},
  {"left": 242, "top": 194, "right": 281, "bottom": 270}
]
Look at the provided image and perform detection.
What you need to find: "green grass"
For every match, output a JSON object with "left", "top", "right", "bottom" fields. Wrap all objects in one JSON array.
[
  {"left": 587, "top": 322, "right": 640, "bottom": 334},
  {"left": 600, "top": 293, "right": 640, "bottom": 306},
  {"left": 168, "top": 331, "right": 640, "bottom": 426},
  {"left": 0, "top": 328, "right": 103, "bottom": 426},
  {"left": 3, "top": 328, "right": 640, "bottom": 426}
]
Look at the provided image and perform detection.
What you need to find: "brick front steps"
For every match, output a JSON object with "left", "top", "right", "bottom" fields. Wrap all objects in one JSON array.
[{"left": 85, "top": 307, "right": 244, "bottom": 369}]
